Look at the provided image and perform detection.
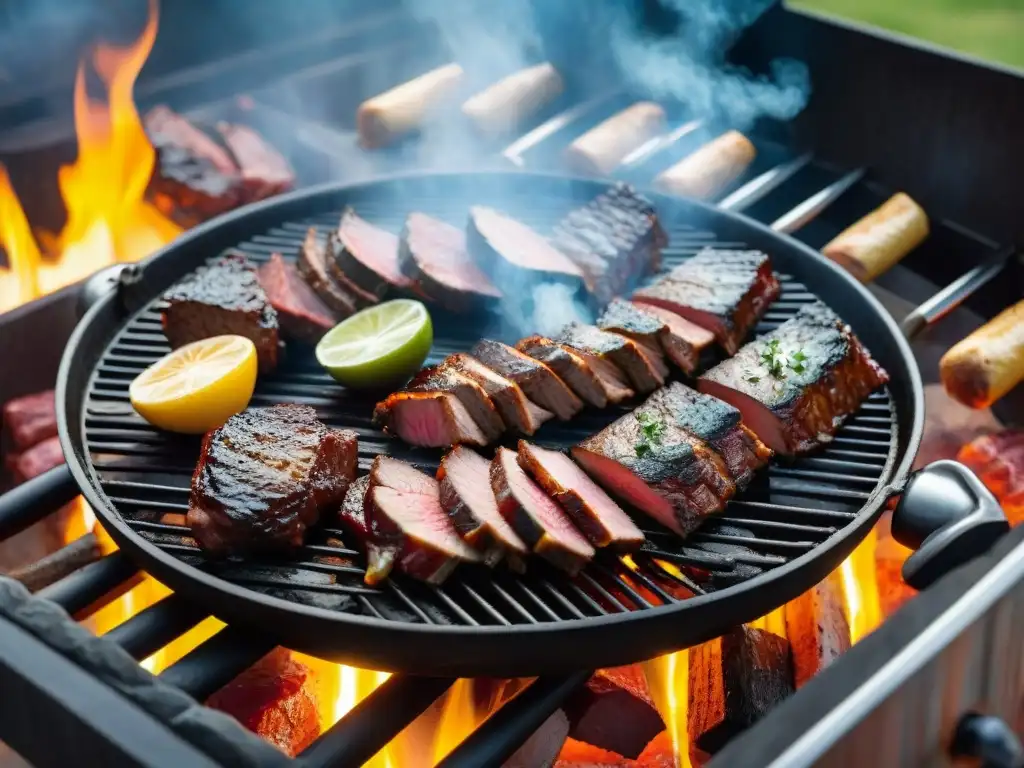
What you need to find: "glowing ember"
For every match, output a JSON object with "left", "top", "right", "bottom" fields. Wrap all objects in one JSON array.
[{"left": 838, "top": 529, "right": 883, "bottom": 643}]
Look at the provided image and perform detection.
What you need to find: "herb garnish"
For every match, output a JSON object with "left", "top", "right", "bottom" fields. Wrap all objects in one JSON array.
[
  {"left": 744, "top": 341, "right": 809, "bottom": 384},
  {"left": 635, "top": 411, "right": 665, "bottom": 458}
]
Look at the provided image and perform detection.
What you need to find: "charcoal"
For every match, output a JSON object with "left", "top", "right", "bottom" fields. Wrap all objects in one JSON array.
[{"left": 784, "top": 573, "right": 851, "bottom": 687}]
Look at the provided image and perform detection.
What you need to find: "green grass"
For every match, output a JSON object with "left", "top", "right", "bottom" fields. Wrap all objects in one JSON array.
[{"left": 791, "top": 0, "right": 1024, "bottom": 70}]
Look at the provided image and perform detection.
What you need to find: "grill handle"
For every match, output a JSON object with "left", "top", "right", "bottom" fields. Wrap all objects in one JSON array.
[
  {"left": 890, "top": 460, "right": 1008, "bottom": 590},
  {"left": 951, "top": 713, "right": 1024, "bottom": 768},
  {"left": 0, "top": 464, "right": 78, "bottom": 541}
]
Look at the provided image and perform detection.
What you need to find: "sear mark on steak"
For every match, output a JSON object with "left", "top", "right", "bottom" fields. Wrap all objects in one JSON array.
[
  {"left": 518, "top": 441, "right": 643, "bottom": 550},
  {"left": 188, "top": 405, "right": 357, "bottom": 557},
  {"left": 472, "top": 340, "right": 583, "bottom": 421},
  {"left": 598, "top": 298, "right": 714, "bottom": 376},
  {"left": 162, "top": 253, "right": 280, "bottom": 372},
  {"left": 258, "top": 253, "right": 338, "bottom": 345},
  {"left": 633, "top": 248, "right": 781, "bottom": 355},
  {"left": 368, "top": 456, "right": 481, "bottom": 584},
  {"left": 516, "top": 335, "right": 634, "bottom": 409},
  {"left": 491, "top": 447, "right": 595, "bottom": 575},
  {"left": 408, "top": 361, "right": 506, "bottom": 443},
  {"left": 556, "top": 322, "right": 666, "bottom": 394},
  {"left": 373, "top": 390, "right": 490, "bottom": 448},
  {"left": 297, "top": 228, "right": 361, "bottom": 317},
  {"left": 399, "top": 212, "right": 502, "bottom": 312},
  {"left": 447, "top": 353, "right": 553, "bottom": 436},
  {"left": 338, "top": 475, "right": 399, "bottom": 583},
  {"left": 335, "top": 208, "right": 411, "bottom": 298},
  {"left": 438, "top": 445, "right": 528, "bottom": 565},
  {"left": 699, "top": 301, "right": 889, "bottom": 455}
]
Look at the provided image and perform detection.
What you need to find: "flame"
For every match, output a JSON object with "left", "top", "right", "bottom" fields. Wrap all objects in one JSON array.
[
  {"left": 643, "top": 651, "right": 693, "bottom": 768},
  {"left": 839, "top": 528, "right": 883, "bottom": 643},
  {"left": 431, "top": 680, "right": 482, "bottom": 763}
]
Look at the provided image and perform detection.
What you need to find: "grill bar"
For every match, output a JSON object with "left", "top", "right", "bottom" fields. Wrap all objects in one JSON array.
[
  {"left": 37, "top": 553, "right": 140, "bottom": 618},
  {"left": 157, "top": 627, "right": 275, "bottom": 700},
  {"left": 105, "top": 594, "right": 210, "bottom": 661},
  {"left": 0, "top": 465, "right": 78, "bottom": 541},
  {"left": 770, "top": 168, "right": 867, "bottom": 234}
]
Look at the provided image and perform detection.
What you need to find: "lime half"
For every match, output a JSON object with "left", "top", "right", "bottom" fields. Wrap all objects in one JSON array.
[{"left": 316, "top": 299, "right": 433, "bottom": 389}]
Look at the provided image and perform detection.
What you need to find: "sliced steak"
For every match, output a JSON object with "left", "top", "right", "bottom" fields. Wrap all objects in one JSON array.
[
  {"left": 373, "top": 390, "right": 489, "bottom": 448},
  {"left": 399, "top": 212, "right": 502, "bottom": 312},
  {"left": 598, "top": 299, "right": 713, "bottom": 375},
  {"left": 467, "top": 206, "right": 584, "bottom": 288},
  {"left": 551, "top": 183, "right": 666, "bottom": 305},
  {"left": 472, "top": 340, "right": 583, "bottom": 421},
  {"left": 338, "top": 475, "right": 398, "bottom": 584},
  {"left": 188, "top": 405, "right": 357, "bottom": 556},
  {"left": 335, "top": 208, "right": 412, "bottom": 297},
  {"left": 556, "top": 322, "right": 665, "bottom": 394},
  {"left": 448, "top": 353, "right": 553, "bottom": 435},
  {"left": 516, "top": 335, "right": 633, "bottom": 409},
  {"left": 408, "top": 362, "right": 506, "bottom": 443},
  {"left": 648, "top": 383, "right": 772, "bottom": 490},
  {"left": 491, "top": 447, "right": 595, "bottom": 575},
  {"left": 699, "top": 302, "right": 889, "bottom": 455},
  {"left": 368, "top": 456, "right": 481, "bottom": 584},
  {"left": 518, "top": 441, "right": 643, "bottom": 550},
  {"left": 571, "top": 395, "right": 735, "bottom": 537},
  {"left": 162, "top": 253, "right": 280, "bottom": 372},
  {"left": 297, "top": 228, "right": 360, "bottom": 317},
  {"left": 634, "top": 303, "right": 716, "bottom": 373},
  {"left": 326, "top": 230, "right": 381, "bottom": 306},
  {"left": 216, "top": 122, "right": 295, "bottom": 200},
  {"left": 3, "top": 389, "right": 57, "bottom": 451},
  {"left": 633, "top": 248, "right": 781, "bottom": 354},
  {"left": 438, "top": 445, "right": 528, "bottom": 564},
  {"left": 258, "top": 253, "right": 338, "bottom": 345}
]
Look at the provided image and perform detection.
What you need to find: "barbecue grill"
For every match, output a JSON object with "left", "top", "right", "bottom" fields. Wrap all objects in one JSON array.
[{"left": 0, "top": 1, "right": 1021, "bottom": 766}]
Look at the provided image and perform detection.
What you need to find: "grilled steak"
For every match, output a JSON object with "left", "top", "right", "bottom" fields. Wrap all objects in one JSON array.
[
  {"left": 3, "top": 389, "right": 57, "bottom": 451},
  {"left": 516, "top": 335, "right": 634, "bottom": 409},
  {"left": 551, "top": 183, "right": 667, "bottom": 305},
  {"left": 699, "top": 302, "right": 889, "bottom": 455},
  {"left": 408, "top": 362, "right": 506, "bottom": 443},
  {"left": 491, "top": 447, "right": 595, "bottom": 575},
  {"left": 216, "top": 122, "right": 295, "bottom": 200},
  {"left": 518, "top": 441, "right": 643, "bottom": 550},
  {"left": 556, "top": 322, "right": 666, "bottom": 394},
  {"left": 326, "top": 231, "right": 380, "bottom": 306},
  {"left": 338, "top": 475, "right": 398, "bottom": 583},
  {"left": 373, "top": 391, "right": 490, "bottom": 448},
  {"left": 447, "top": 353, "right": 553, "bottom": 435},
  {"left": 368, "top": 456, "right": 481, "bottom": 584},
  {"left": 399, "top": 212, "right": 502, "bottom": 312},
  {"left": 335, "top": 208, "right": 412, "bottom": 298},
  {"left": 162, "top": 253, "right": 280, "bottom": 372},
  {"left": 258, "top": 254, "right": 338, "bottom": 345},
  {"left": 297, "top": 228, "right": 360, "bottom": 317},
  {"left": 438, "top": 445, "right": 528, "bottom": 565},
  {"left": 472, "top": 340, "right": 583, "bottom": 421},
  {"left": 467, "top": 206, "right": 584, "bottom": 288},
  {"left": 598, "top": 299, "right": 713, "bottom": 375},
  {"left": 633, "top": 248, "right": 781, "bottom": 355},
  {"left": 188, "top": 405, "right": 357, "bottom": 556},
  {"left": 571, "top": 395, "right": 735, "bottom": 537},
  {"left": 648, "top": 383, "right": 772, "bottom": 490}
]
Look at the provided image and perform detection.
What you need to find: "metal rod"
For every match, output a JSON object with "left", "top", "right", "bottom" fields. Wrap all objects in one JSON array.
[
  {"left": 618, "top": 119, "right": 703, "bottom": 169},
  {"left": 901, "top": 245, "right": 1017, "bottom": 340},
  {"left": 104, "top": 594, "right": 209, "bottom": 662},
  {"left": 719, "top": 152, "right": 814, "bottom": 211},
  {"left": 501, "top": 90, "right": 621, "bottom": 165},
  {"left": 301, "top": 675, "right": 455, "bottom": 768},
  {"left": 436, "top": 672, "right": 591, "bottom": 768},
  {"left": 770, "top": 168, "right": 866, "bottom": 234},
  {"left": 0, "top": 464, "right": 78, "bottom": 541},
  {"left": 37, "top": 553, "right": 140, "bottom": 619},
  {"left": 157, "top": 626, "right": 275, "bottom": 701},
  {"left": 9, "top": 533, "right": 102, "bottom": 592}
]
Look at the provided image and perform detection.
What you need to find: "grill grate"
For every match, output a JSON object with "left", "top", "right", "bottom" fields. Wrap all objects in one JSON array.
[{"left": 81, "top": 191, "right": 898, "bottom": 636}]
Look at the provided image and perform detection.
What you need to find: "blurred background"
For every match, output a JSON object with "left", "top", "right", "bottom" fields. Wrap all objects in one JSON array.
[{"left": 794, "top": 0, "right": 1024, "bottom": 69}]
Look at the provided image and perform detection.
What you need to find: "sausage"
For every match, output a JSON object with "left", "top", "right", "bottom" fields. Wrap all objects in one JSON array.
[
  {"left": 822, "top": 192, "right": 929, "bottom": 282},
  {"left": 356, "top": 63, "right": 465, "bottom": 149},
  {"left": 564, "top": 101, "right": 666, "bottom": 177},
  {"left": 653, "top": 130, "right": 756, "bottom": 200},
  {"left": 461, "top": 62, "right": 563, "bottom": 139},
  {"left": 940, "top": 299, "right": 1024, "bottom": 409}
]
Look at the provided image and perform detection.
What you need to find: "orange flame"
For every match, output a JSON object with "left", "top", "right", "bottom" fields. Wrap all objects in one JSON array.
[{"left": 839, "top": 528, "right": 883, "bottom": 643}]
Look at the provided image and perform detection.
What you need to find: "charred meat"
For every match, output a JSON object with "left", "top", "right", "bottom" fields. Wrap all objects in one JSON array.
[
  {"left": 408, "top": 361, "right": 506, "bottom": 443},
  {"left": 438, "top": 445, "right": 528, "bottom": 564},
  {"left": 598, "top": 299, "right": 714, "bottom": 376},
  {"left": 258, "top": 254, "right": 338, "bottom": 345},
  {"left": 297, "top": 228, "right": 361, "bottom": 317},
  {"left": 556, "top": 322, "right": 666, "bottom": 394},
  {"left": 447, "top": 353, "right": 553, "bottom": 435},
  {"left": 216, "top": 122, "right": 295, "bottom": 200},
  {"left": 188, "top": 405, "right": 357, "bottom": 556},
  {"left": 633, "top": 248, "right": 781, "bottom": 355},
  {"left": 467, "top": 206, "right": 584, "bottom": 288},
  {"left": 472, "top": 340, "right": 583, "bottom": 421},
  {"left": 399, "top": 212, "right": 502, "bottom": 312},
  {"left": 335, "top": 208, "right": 411, "bottom": 298},
  {"left": 491, "top": 447, "right": 595, "bottom": 575},
  {"left": 699, "top": 302, "right": 889, "bottom": 455},
  {"left": 551, "top": 183, "right": 667, "bottom": 305},
  {"left": 162, "top": 253, "right": 280, "bottom": 372},
  {"left": 572, "top": 394, "right": 735, "bottom": 537},
  {"left": 373, "top": 391, "right": 490, "bottom": 448},
  {"left": 368, "top": 456, "right": 481, "bottom": 584},
  {"left": 518, "top": 441, "right": 643, "bottom": 550},
  {"left": 516, "top": 335, "right": 634, "bottom": 409}
]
